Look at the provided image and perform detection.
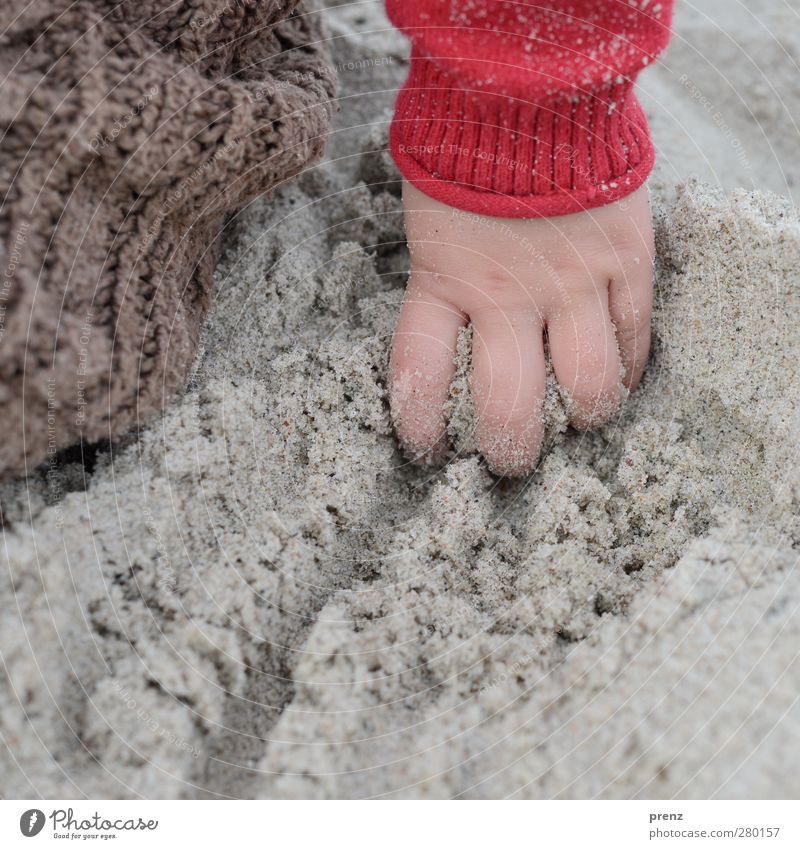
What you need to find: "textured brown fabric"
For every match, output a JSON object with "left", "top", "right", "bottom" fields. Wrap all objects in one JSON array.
[{"left": 0, "top": 0, "right": 335, "bottom": 479}]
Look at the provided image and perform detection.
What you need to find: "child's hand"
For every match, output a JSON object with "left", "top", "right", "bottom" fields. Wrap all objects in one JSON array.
[{"left": 389, "top": 181, "right": 654, "bottom": 476}]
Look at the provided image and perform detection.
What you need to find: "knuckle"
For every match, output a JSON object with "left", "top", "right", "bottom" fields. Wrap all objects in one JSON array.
[{"left": 470, "top": 274, "right": 521, "bottom": 308}]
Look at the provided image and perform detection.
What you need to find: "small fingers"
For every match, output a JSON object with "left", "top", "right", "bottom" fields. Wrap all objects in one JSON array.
[
  {"left": 548, "top": 292, "right": 623, "bottom": 429},
  {"left": 609, "top": 256, "right": 654, "bottom": 392},
  {"left": 471, "top": 311, "right": 546, "bottom": 476},
  {"left": 390, "top": 276, "right": 467, "bottom": 464}
]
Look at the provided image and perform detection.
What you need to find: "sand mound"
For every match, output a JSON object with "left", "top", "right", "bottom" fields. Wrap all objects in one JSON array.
[{"left": 2, "top": 0, "right": 799, "bottom": 799}]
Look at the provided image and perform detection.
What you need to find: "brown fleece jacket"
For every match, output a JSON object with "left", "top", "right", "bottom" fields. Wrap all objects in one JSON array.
[{"left": 0, "top": 0, "right": 335, "bottom": 479}]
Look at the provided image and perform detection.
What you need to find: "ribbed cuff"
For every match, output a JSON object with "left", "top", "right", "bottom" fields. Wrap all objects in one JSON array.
[{"left": 390, "top": 49, "right": 656, "bottom": 218}]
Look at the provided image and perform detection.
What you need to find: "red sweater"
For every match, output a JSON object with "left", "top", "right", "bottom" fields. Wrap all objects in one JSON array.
[{"left": 387, "top": 0, "right": 674, "bottom": 218}]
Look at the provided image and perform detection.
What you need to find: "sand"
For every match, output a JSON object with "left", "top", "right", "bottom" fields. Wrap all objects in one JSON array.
[{"left": 2, "top": 0, "right": 799, "bottom": 798}]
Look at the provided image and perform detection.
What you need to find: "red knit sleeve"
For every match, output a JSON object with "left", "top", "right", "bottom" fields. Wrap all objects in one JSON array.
[{"left": 386, "top": 0, "right": 674, "bottom": 218}]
